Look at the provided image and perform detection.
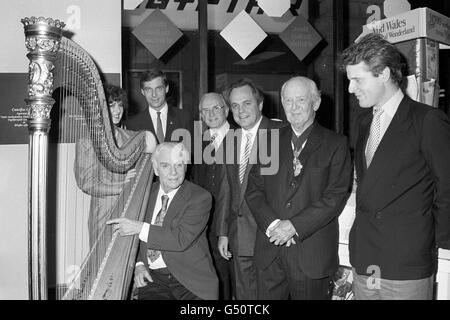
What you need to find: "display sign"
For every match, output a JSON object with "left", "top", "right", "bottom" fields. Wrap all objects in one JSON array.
[
  {"left": 132, "top": 9, "right": 183, "bottom": 59},
  {"left": 279, "top": 15, "right": 322, "bottom": 61},
  {"left": 220, "top": 10, "right": 267, "bottom": 59},
  {"left": 124, "top": 0, "right": 309, "bottom": 33},
  {"left": 359, "top": 7, "right": 450, "bottom": 45},
  {"left": 257, "top": 0, "right": 290, "bottom": 18}
]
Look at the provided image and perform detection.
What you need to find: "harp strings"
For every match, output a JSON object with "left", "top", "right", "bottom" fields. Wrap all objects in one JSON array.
[{"left": 54, "top": 38, "right": 123, "bottom": 299}]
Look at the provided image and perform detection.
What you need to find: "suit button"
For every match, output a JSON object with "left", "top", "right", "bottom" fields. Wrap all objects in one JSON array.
[
  {"left": 375, "top": 212, "right": 382, "bottom": 219},
  {"left": 291, "top": 182, "right": 296, "bottom": 188},
  {"left": 286, "top": 202, "right": 291, "bottom": 209}
]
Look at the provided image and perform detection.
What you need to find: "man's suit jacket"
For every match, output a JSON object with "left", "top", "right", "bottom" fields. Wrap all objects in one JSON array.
[
  {"left": 137, "top": 180, "right": 218, "bottom": 300},
  {"left": 216, "top": 116, "right": 286, "bottom": 257},
  {"left": 126, "top": 105, "right": 193, "bottom": 144},
  {"left": 194, "top": 123, "right": 236, "bottom": 241},
  {"left": 350, "top": 95, "right": 450, "bottom": 280},
  {"left": 245, "top": 122, "right": 351, "bottom": 278}
]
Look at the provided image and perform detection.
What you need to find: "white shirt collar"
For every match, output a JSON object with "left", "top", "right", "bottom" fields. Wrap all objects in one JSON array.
[
  {"left": 208, "top": 121, "right": 230, "bottom": 142},
  {"left": 377, "top": 89, "right": 403, "bottom": 118},
  {"left": 158, "top": 183, "right": 180, "bottom": 200},
  {"left": 148, "top": 103, "right": 168, "bottom": 117},
  {"left": 242, "top": 116, "right": 262, "bottom": 138}
]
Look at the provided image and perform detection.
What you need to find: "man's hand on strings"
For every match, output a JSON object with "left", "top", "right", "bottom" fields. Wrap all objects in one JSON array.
[{"left": 106, "top": 218, "right": 143, "bottom": 236}]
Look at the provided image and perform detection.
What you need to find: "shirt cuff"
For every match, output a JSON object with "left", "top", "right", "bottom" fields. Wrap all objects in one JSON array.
[
  {"left": 266, "top": 219, "right": 280, "bottom": 237},
  {"left": 139, "top": 222, "right": 150, "bottom": 242},
  {"left": 135, "top": 261, "right": 144, "bottom": 267}
]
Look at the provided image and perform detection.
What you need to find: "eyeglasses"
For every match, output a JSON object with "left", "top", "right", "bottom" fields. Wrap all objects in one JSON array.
[
  {"left": 142, "top": 85, "right": 165, "bottom": 95},
  {"left": 200, "top": 105, "right": 225, "bottom": 115}
]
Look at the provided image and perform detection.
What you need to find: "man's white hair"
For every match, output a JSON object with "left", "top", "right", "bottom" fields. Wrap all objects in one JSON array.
[{"left": 151, "top": 142, "right": 190, "bottom": 166}]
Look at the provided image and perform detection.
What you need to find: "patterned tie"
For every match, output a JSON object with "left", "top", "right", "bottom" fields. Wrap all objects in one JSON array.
[
  {"left": 239, "top": 132, "right": 252, "bottom": 184},
  {"left": 147, "top": 194, "right": 169, "bottom": 263},
  {"left": 365, "top": 106, "right": 384, "bottom": 168},
  {"left": 156, "top": 111, "right": 164, "bottom": 143},
  {"left": 292, "top": 134, "right": 302, "bottom": 177},
  {"left": 210, "top": 133, "right": 217, "bottom": 158}
]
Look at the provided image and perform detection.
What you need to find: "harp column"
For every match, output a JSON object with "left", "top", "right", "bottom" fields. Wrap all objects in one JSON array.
[{"left": 22, "top": 17, "right": 65, "bottom": 300}]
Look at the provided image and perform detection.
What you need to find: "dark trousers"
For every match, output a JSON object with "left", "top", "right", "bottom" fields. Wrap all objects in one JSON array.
[
  {"left": 137, "top": 268, "right": 201, "bottom": 300},
  {"left": 230, "top": 256, "right": 258, "bottom": 300},
  {"left": 257, "top": 253, "right": 332, "bottom": 300},
  {"left": 209, "top": 235, "right": 232, "bottom": 300}
]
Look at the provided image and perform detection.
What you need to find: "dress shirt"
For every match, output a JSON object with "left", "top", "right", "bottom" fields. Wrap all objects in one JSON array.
[
  {"left": 137, "top": 185, "right": 180, "bottom": 269},
  {"left": 364, "top": 89, "right": 403, "bottom": 155},
  {"left": 239, "top": 116, "right": 262, "bottom": 165},
  {"left": 207, "top": 121, "right": 230, "bottom": 152},
  {"left": 148, "top": 103, "right": 168, "bottom": 137}
]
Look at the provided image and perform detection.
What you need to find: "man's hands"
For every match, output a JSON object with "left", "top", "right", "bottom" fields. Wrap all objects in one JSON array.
[
  {"left": 106, "top": 218, "right": 143, "bottom": 236},
  {"left": 267, "top": 220, "right": 297, "bottom": 247},
  {"left": 134, "top": 264, "right": 153, "bottom": 287},
  {"left": 218, "top": 236, "right": 232, "bottom": 260}
]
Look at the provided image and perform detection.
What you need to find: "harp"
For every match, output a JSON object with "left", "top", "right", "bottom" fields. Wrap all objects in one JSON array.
[{"left": 22, "top": 17, "right": 153, "bottom": 299}]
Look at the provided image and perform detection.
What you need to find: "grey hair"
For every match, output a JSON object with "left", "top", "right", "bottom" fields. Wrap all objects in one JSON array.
[
  {"left": 199, "top": 92, "right": 228, "bottom": 109},
  {"left": 151, "top": 142, "right": 190, "bottom": 166},
  {"left": 281, "top": 76, "right": 321, "bottom": 104}
]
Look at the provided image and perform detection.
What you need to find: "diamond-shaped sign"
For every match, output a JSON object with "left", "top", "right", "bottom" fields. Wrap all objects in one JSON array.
[
  {"left": 220, "top": 10, "right": 267, "bottom": 60},
  {"left": 258, "top": 0, "right": 290, "bottom": 18},
  {"left": 132, "top": 9, "right": 182, "bottom": 59},
  {"left": 279, "top": 15, "right": 322, "bottom": 61},
  {"left": 384, "top": 0, "right": 411, "bottom": 18}
]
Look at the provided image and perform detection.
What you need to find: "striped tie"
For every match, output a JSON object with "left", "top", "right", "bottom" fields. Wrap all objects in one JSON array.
[
  {"left": 365, "top": 106, "right": 383, "bottom": 168},
  {"left": 239, "top": 132, "right": 252, "bottom": 184}
]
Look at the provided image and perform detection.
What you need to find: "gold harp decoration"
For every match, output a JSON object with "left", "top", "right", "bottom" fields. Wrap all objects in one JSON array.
[{"left": 22, "top": 16, "right": 153, "bottom": 300}]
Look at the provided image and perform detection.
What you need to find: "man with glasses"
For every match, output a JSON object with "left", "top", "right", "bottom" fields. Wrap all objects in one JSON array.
[
  {"left": 194, "top": 92, "right": 235, "bottom": 299},
  {"left": 246, "top": 76, "right": 351, "bottom": 299},
  {"left": 126, "top": 69, "right": 193, "bottom": 146},
  {"left": 216, "top": 78, "right": 285, "bottom": 299}
]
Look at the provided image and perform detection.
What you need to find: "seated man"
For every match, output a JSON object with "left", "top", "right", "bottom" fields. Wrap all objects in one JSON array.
[{"left": 107, "top": 142, "right": 218, "bottom": 300}]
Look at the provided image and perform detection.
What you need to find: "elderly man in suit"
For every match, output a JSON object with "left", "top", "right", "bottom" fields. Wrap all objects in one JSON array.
[
  {"left": 246, "top": 76, "right": 352, "bottom": 299},
  {"left": 193, "top": 92, "right": 234, "bottom": 299},
  {"left": 342, "top": 33, "right": 450, "bottom": 300},
  {"left": 107, "top": 142, "right": 218, "bottom": 300},
  {"left": 216, "top": 78, "right": 285, "bottom": 299},
  {"left": 126, "top": 69, "right": 192, "bottom": 145}
]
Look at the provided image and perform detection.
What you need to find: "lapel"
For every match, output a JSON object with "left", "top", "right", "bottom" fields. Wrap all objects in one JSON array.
[
  {"left": 358, "top": 96, "right": 412, "bottom": 200},
  {"left": 143, "top": 108, "right": 156, "bottom": 135},
  {"left": 165, "top": 106, "right": 177, "bottom": 142},
  {"left": 280, "top": 126, "right": 294, "bottom": 180},
  {"left": 163, "top": 181, "right": 189, "bottom": 224},
  {"left": 297, "top": 122, "right": 323, "bottom": 178},
  {"left": 355, "top": 111, "right": 372, "bottom": 183},
  {"left": 145, "top": 182, "right": 160, "bottom": 223}
]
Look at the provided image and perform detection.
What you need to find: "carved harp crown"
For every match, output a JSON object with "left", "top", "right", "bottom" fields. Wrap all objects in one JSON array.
[{"left": 22, "top": 17, "right": 153, "bottom": 300}]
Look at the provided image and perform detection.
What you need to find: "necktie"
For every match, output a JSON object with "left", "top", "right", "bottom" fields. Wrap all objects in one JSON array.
[
  {"left": 365, "top": 106, "right": 384, "bottom": 168},
  {"left": 239, "top": 132, "right": 252, "bottom": 184},
  {"left": 156, "top": 111, "right": 164, "bottom": 143},
  {"left": 292, "top": 134, "right": 302, "bottom": 177},
  {"left": 147, "top": 194, "right": 169, "bottom": 263},
  {"left": 210, "top": 133, "right": 217, "bottom": 158}
]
